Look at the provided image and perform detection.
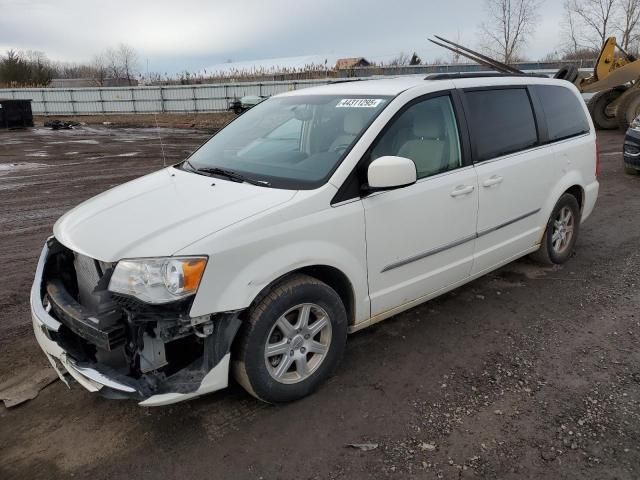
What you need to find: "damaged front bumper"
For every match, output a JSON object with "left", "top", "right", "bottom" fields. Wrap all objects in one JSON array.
[{"left": 31, "top": 239, "right": 238, "bottom": 406}]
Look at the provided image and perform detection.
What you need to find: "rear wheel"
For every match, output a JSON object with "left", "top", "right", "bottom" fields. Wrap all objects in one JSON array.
[
  {"left": 233, "top": 274, "right": 347, "bottom": 403},
  {"left": 588, "top": 89, "right": 624, "bottom": 130},
  {"left": 531, "top": 193, "right": 581, "bottom": 265},
  {"left": 616, "top": 89, "right": 640, "bottom": 130}
]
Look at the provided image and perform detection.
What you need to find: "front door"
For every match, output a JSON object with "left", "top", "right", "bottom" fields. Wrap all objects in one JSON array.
[{"left": 362, "top": 94, "right": 479, "bottom": 317}]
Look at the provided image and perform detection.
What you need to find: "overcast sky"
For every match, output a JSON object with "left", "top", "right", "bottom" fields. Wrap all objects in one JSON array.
[{"left": 1, "top": 0, "right": 564, "bottom": 74}]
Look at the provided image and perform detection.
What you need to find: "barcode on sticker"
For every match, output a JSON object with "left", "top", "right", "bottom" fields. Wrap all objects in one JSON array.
[{"left": 336, "top": 98, "right": 383, "bottom": 108}]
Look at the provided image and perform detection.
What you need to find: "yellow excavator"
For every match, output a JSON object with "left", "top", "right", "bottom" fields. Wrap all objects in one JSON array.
[{"left": 430, "top": 36, "right": 640, "bottom": 130}]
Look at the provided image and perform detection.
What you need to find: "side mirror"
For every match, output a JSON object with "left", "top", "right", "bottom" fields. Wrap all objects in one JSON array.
[{"left": 367, "top": 156, "right": 417, "bottom": 190}]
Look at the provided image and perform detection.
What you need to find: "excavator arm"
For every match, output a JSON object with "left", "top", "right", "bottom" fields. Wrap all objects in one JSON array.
[{"left": 580, "top": 37, "right": 640, "bottom": 93}]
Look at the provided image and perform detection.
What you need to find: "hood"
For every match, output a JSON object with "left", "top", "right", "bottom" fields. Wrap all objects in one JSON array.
[{"left": 54, "top": 167, "right": 296, "bottom": 261}]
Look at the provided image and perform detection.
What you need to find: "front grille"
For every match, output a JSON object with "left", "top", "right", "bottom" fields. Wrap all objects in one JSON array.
[
  {"left": 46, "top": 279, "right": 126, "bottom": 351},
  {"left": 44, "top": 241, "right": 126, "bottom": 351}
]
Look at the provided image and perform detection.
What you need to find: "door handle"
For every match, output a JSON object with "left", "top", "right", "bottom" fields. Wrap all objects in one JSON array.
[
  {"left": 450, "top": 185, "right": 475, "bottom": 197},
  {"left": 482, "top": 175, "right": 504, "bottom": 187}
]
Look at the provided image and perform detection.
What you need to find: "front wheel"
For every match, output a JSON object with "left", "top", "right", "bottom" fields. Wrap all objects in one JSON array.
[
  {"left": 616, "top": 89, "right": 640, "bottom": 130},
  {"left": 233, "top": 274, "right": 347, "bottom": 403},
  {"left": 531, "top": 193, "right": 581, "bottom": 265},
  {"left": 588, "top": 89, "right": 624, "bottom": 130}
]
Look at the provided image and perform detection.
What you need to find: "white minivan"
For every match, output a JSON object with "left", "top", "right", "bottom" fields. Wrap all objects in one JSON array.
[{"left": 31, "top": 74, "right": 599, "bottom": 406}]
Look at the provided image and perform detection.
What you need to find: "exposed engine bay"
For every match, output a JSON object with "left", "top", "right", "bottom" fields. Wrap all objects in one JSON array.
[{"left": 39, "top": 237, "right": 241, "bottom": 400}]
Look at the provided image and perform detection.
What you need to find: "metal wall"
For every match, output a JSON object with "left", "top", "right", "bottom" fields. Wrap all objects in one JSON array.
[{"left": 0, "top": 79, "right": 334, "bottom": 116}]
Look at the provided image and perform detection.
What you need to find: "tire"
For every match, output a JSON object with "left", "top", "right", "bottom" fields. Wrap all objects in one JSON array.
[
  {"left": 554, "top": 65, "right": 579, "bottom": 84},
  {"left": 588, "top": 89, "right": 624, "bottom": 130},
  {"left": 616, "top": 89, "right": 640, "bottom": 130},
  {"left": 233, "top": 106, "right": 243, "bottom": 115},
  {"left": 233, "top": 274, "right": 348, "bottom": 403},
  {"left": 531, "top": 193, "right": 581, "bottom": 265}
]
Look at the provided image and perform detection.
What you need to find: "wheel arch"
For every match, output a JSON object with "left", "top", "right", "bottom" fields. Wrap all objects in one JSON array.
[
  {"left": 565, "top": 184, "right": 585, "bottom": 212},
  {"left": 246, "top": 265, "right": 357, "bottom": 326},
  {"left": 538, "top": 175, "right": 587, "bottom": 244}
]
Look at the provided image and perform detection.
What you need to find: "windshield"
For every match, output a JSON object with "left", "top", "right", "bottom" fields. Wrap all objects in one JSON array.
[{"left": 184, "top": 94, "right": 392, "bottom": 189}]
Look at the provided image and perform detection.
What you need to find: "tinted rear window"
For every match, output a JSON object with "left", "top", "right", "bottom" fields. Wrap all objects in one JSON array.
[
  {"left": 534, "top": 85, "right": 590, "bottom": 141},
  {"left": 465, "top": 88, "right": 538, "bottom": 161}
]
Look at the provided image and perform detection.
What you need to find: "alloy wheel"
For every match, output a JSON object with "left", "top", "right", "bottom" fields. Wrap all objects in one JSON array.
[
  {"left": 551, "top": 206, "right": 575, "bottom": 254},
  {"left": 264, "top": 303, "right": 332, "bottom": 384}
]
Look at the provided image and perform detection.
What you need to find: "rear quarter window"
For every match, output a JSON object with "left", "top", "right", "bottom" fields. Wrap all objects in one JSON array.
[
  {"left": 534, "top": 85, "right": 590, "bottom": 141},
  {"left": 464, "top": 88, "right": 538, "bottom": 162}
]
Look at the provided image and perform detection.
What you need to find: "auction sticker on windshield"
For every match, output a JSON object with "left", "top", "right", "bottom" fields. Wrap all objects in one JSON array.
[{"left": 336, "top": 98, "right": 383, "bottom": 108}]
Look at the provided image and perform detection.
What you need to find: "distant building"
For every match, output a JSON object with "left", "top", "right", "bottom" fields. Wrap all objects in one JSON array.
[
  {"left": 334, "top": 57, "right": 371, "bottom": 70},
  {"left": 48, "top": 78, "right": 138, "bottom": 88}
]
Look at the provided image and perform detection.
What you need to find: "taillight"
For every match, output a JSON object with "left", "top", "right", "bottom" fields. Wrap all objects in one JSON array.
[{"left": 595, "top": 142, "right": 600, "bottom": 178}]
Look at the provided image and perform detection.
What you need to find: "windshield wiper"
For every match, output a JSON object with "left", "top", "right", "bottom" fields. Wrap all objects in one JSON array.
[{"left": 192, "top": 165, "right": 270, "bottom": 187}]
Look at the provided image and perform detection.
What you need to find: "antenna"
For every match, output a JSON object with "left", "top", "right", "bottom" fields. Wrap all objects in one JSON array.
[{"left": 154, "top": 113, "right": 167, "bottom": 167}]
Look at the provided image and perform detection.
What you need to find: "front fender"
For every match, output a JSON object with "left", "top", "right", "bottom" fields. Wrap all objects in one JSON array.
[
  {"left": 184, "top": 198, "right": 369, "bottom": 324},
  {"left": 207, "top": 240, "right": 366, "bottom": 317}
]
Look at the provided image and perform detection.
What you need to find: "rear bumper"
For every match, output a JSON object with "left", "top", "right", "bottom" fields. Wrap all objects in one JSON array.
[{"left": 31, "top": 240, "right": 231, "bottom": 406}]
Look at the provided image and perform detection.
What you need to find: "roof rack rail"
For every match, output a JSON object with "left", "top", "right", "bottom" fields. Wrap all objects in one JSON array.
[
  {"left": 328, "top": 78, "right": 364, "bottom": 84},
  {"left": 425, "top": 72, "right": 549, "bottom": 80}
]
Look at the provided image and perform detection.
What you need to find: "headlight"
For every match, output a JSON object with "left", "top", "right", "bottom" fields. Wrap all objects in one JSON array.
[{"left": 108, "top": 257, "right": 207, "bottom": 304}]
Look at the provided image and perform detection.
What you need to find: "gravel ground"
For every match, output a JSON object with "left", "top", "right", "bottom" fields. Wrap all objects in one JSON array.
[{"left": 0, "top": 125, "right": 638, "bottom": 480}]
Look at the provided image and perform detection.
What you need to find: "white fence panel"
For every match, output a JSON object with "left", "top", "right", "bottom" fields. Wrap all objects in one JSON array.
[{"left": 0, "top": 78, "right": 355, "bottom": 115}]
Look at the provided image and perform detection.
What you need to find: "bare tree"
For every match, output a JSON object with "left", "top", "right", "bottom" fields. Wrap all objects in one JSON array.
[
  {"left": 566, "top": 0, "right": 617, "bottom": 50},
  {"left": 479, "top": 0, "right": 542, "bottom": 64},
  {"left": 91, "top": 54, "right": 108, "bottom": 86},
  {"left": 617, "top": 0, "right": 640, "bottom": 50},
  {"left": 105, "top": 47, "right": 122, "bottom": 79},
  {"left": 387, "top": 52, "right": 411, "bottom": 66},
  {"left": 116, "top": 43, "right": 138, "bottom": 86},
  {"left": 563, "top": 1, "right": 582, "bottom": 56}
]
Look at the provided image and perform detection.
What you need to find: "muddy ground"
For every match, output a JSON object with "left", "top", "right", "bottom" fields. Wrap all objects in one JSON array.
[
  {"left": 33, "top": 112, "right": 237, "bottom": 131},
  {"left": 0, "top": 125, "right": 639, "bottom": 480}
]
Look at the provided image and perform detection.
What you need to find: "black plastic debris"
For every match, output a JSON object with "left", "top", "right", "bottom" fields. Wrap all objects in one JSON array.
[{"left": 44, "top": 119, "right": 79, "bottom": 130}]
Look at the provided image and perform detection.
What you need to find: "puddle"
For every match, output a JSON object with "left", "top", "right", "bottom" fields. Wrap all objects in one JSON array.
[
  {"left": 64, "top": 151, "right": 79, "bottom": 156},
  {"left": 0, "top": 162, "right": 48, "bottom": 173},
  {"left": 47, "top": 139, "right": 100, "bottom": 145},
  {"left": 25, "top": 152, "right": 49, "bottom": 157},
  {"left": 0, "top": 138, "right": 24, "bottom": 146},
  {"left": 116, "top": 152, "right": 139, "bottom": 157}
]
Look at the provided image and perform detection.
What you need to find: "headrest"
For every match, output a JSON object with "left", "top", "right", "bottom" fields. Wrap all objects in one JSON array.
[
  {"left": 413, "top": 108, "right": 444, "bottom": 139},
  {"left": 344, "top": 111, "right": 366, "bottom": 135}
]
